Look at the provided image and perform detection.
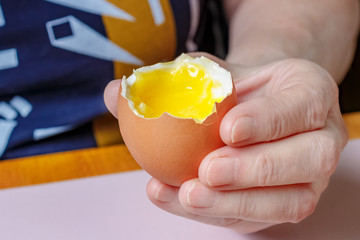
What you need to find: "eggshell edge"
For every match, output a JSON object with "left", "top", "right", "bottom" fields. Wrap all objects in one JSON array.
[{"left": 117, "top": 81, "right": 237, "bottom": 186}]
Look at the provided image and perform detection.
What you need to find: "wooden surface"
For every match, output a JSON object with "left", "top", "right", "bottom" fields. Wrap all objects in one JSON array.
[
  {"left": 0, "top": 112, "right": 359, "bottom": 190},
  {"left": 343, "top": 112, "right": 360, "bottom": 139},
  {"left": 0, "top": 145, "right": 141, "bottom": 189}
]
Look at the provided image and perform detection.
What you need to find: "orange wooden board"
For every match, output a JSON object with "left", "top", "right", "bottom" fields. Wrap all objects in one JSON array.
[
  {"left": 0, "top": 112, "right": 359, "bottom": 190},
  {"left": 0, "top": 144, "right": 140, "bottom": 189},
  {"left": 343, "top": 112, "right": 360, "bottom": 140}
]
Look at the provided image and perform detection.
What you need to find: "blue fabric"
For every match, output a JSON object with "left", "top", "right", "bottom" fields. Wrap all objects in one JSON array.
[
  {"left": 0, "top": 0, "right": 113, "bottom": 159},
  {"left": 2, "top": 123, "right": 96, "bottom": 159},
  {"left": 0, "top": 0, "right": 193, "bottom": 160},
  {"left": 169, "top": 0, "right": 190, "bottom": 55}
]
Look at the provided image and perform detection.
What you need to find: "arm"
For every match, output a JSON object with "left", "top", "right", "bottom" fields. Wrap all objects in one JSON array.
[{"left": 224, "top": 0, "right": 360, "bottom": 83}]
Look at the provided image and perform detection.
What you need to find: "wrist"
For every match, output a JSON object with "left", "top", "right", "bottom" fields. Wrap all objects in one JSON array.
[
  {"left": 225, "top": 21, "right": 316, "bottom": 67},
  {"left": 226, "top": 47, "right": 291, "bottom": 68}
]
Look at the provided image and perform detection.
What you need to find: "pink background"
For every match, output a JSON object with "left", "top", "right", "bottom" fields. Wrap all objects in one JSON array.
[{"left": 0, "top": 139, "right": 359, "bottom": 240}]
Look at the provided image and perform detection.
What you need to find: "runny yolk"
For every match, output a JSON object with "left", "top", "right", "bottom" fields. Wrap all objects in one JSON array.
[{"left": 129, "top": 62, "right": 225, "bottom": 121}]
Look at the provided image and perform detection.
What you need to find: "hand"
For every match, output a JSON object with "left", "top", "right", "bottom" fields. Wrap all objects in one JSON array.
[{"left": 143, "top": 53, "right": 349, "bottom": 233}]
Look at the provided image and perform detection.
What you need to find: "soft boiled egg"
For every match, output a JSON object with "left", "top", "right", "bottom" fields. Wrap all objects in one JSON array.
[{"left": 117, "top": 54, "right": 237, "bottom": 186}]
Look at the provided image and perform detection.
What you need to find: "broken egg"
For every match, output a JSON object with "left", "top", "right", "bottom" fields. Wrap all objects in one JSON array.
[{"left": 117, "top": 54, "right": 237, "bottom": 186}]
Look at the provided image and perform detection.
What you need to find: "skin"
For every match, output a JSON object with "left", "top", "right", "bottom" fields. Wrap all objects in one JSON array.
[{"left": 104, "top": 0, "right": 360, "bottom": 234}]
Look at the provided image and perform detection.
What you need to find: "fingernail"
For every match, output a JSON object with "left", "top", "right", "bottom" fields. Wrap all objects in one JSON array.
[
  {"left": 231, "top": 117, "right": 254, "bottom": 143},
  {"left": 186, "top": 182, "right": 216, "bottom": 208},
  {"left": 206, "top": 158, "right": 236, "bottom": 186},
  {"left": 154, "top": 180, "right": 177, "bottom": 203}
]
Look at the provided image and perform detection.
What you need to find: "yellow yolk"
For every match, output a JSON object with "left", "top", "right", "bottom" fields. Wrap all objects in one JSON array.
[{"left": 129, "top": 62, "right": 224, "bottom": 121}]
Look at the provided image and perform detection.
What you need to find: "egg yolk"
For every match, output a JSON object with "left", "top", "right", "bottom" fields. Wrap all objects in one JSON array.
[{"left": 129, "top": 62, "right": 225, "bottom": 121}]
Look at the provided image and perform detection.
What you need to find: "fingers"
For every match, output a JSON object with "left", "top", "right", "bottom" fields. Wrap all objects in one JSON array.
[
  {"left": 178, "top": 179, "right": 324, "bottom": 223},
  {"left": 148, "top": 178, "right": 325, "bottom": 224},
  {"left": 200, "top": 118, "right": 344, "bottom": 189},
  {"left": 146, "top": 178, "right": 274, "bottom": 233},
  {"left": 104, "top": 80, "right": 121, "bottom": 118},
  {"left": 146, "top": 178, "right": 239, "bottom": 227},
  {"left": 220, "top": 59, "right": 338, "bottom": 146}
]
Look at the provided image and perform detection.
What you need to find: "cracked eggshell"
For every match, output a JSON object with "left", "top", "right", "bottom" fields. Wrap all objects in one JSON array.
[
  {"left": 117, "top": 88, "right": 237, "bottom": 187},
  {"left": 117, "top": 56, "right": 237, "bottom": 186}
]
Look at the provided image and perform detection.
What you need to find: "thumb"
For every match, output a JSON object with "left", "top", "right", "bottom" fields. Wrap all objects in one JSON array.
[{"left": 104, "top": 79, "right": 121, "bottom": 118}]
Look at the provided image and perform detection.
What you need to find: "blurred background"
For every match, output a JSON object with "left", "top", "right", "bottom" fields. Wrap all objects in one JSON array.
[{"left": 340, "top": 37, "right": 360, "bottom": 113}]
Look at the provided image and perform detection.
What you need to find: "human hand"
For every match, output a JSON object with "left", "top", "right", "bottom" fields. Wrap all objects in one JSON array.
[{"left": 142, "top": 53, "right": 349, "bottom": 233}]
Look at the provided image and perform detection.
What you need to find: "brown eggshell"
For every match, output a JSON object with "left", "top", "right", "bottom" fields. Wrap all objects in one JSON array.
[{"left": 117, "top": 84, "right": 237, "bottom": 186}]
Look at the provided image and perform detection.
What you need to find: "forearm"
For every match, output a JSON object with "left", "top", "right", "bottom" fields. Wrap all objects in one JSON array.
[{"left": 224, "top": 0, "right": 360, "bottom": 83}]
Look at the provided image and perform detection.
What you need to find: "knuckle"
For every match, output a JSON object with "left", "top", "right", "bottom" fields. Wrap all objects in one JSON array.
[
  {"left": 314, "top": 133, "right": 340, "bottom": 178},
  {"left": 290, "top": 188, "right": 317, "bottom": 223},
  {"left": 306, "top": 66, "right": 337, "bottom": 130},
  {"left": 236, "top": 191, "right": 254, "bottom": 219},
  {"left": 256, "top": 97, "right": 286, "bottom": 141},
  {"left": 321, "top": 67, "right": 339, "bottom": 98},
  {"left": 307, "top": 94, "right": 328, "bottom": 129},
  {"left": 282, "top": 59, "right": 335, "bottom": 131},
  {"left": 251, "top": 99, "right": 284, "bottom": 141},
  {"left": 255, "top": 151, "right": 276, "bottom": 186},
  {"left": 270, "top": 108, "right": 284, "bottom": 140}
]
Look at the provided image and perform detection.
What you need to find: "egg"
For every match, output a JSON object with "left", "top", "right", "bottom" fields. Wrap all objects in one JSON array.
[{"left": 117, "top": 54, "right": 237, "bottom": 186}]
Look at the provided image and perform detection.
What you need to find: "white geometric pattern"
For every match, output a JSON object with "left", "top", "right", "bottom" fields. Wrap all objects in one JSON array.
[
  {"left": 10, "top": 96, "right": 33, "bottom": 118},
  {"left": 46, "top": 16, "right": 143, "bottom": 65},
  {"left": 0, "top": 120, "right": 17, "bottom": 157},
  {"left": 0, "top": 96, "right": 32, "bottom": 158},
  {"left": 45, "top": 0, "right": 135, "bottom": 21},
  {"left": 33, "top": 125, "right": 74, "bottom": 141},
  {"left": 0, "top": 2, "right": 5, "bottom": 27},
  {"left": 0, "top": 48, "right": 19, "bottom": 71},
  {"left": 147, "top": 0, "right": 165, "bottom": 25},
  {"left": 0, "top": 102, "right": 18, "bottom": 120}
]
